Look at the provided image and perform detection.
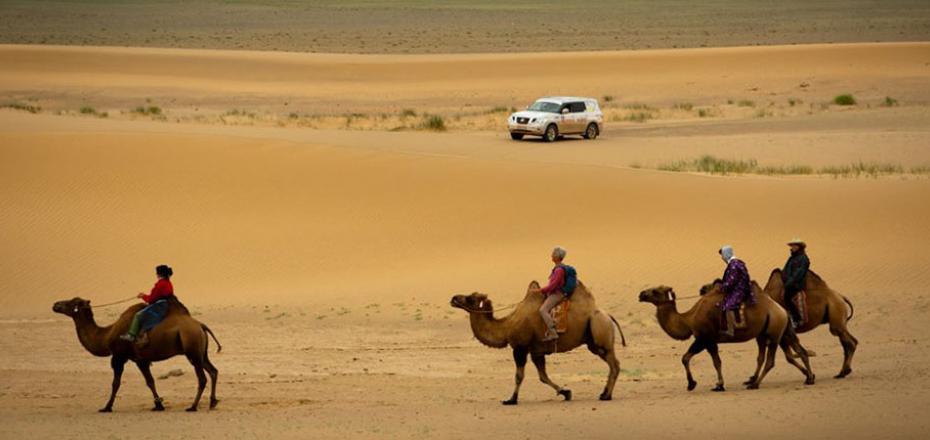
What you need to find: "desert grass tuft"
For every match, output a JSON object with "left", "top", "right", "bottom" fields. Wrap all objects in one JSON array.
[
  {"left": 421, "top": 114, "right": 447, "bottom": 131},
  {"left": 624, "top": 112, "right": 653, "bottom": 123},
  {"left": 2, "top": 101, "right": 42, "bottom": 113},
  {"left": 882, "top": 96, "right": 899, "bottom": 107}
]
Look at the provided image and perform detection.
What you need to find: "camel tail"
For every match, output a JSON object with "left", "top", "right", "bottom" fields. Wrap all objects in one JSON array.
[
  {"left": 609, "top": 314, "right": 627, "bottom": 347},
  {"left": 202, "top": 324, "right": 222, "bottom": 353},
  {"left": 842, "top": 295, "right": 855, "bottom": 322}
]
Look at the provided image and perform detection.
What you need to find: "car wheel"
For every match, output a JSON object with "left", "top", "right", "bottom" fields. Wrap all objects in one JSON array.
[
  {"left": 510, "top": 133, "right": 524, "bottom": 140},
  {"left": 583, "top": 123, "right": 599, "bottom": 140},
  {"left": 543, "top": 124, "right": 558, "bottom": 142}
]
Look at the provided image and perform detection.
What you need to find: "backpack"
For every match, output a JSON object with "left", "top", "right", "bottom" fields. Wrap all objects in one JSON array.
[{"left": 558, "top": 264, "right": 578, "bottom": 296}]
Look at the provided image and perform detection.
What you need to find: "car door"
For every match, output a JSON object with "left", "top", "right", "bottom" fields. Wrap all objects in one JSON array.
[{"left": 567, "top": 101, "right": 587, "bottom": 133}]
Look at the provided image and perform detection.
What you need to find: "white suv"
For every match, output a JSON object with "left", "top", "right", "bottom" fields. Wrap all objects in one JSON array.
[{"left": 508, "top": 97, "right": 603, "bottom": 142}]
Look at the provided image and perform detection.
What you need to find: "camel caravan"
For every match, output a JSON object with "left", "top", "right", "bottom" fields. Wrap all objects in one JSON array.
[
  {"left": 451, "top": 241, "right": 856, "bottom": 403},
  {"left": 53, "top": 241, "right": 857, "bottom": 411}
]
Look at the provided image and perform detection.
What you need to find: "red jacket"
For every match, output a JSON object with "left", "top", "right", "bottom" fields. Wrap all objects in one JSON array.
[
  {"left": 540, "top": 266, "right": 566, "bottom": 295},
  {"left": 142, "top": 279, "right": 174, "bottom": 304}
]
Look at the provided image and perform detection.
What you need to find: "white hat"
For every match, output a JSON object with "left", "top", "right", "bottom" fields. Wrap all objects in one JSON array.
[{"left": 787, "top": 238, "right": 806, "bottom": 246}]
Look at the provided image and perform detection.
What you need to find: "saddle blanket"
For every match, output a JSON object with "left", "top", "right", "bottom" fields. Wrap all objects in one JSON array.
[{"left": 551, "top": 299, "right": 571, "bottom": 333}]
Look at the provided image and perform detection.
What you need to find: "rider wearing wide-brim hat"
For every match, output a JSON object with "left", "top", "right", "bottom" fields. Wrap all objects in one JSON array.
[{"left": 783, "top": 239, "right": 810, "bottom": 328}]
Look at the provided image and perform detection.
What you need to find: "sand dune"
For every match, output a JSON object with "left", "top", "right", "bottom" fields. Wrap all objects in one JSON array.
[{"left": 2, "top": 42, "right": 929, "bottom": 116}]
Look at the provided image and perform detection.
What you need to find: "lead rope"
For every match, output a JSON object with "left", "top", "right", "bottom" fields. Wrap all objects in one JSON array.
[
  {"left": 462, "top": 302, "right": 517, "bottom": 314},
  {"left": 91, "top": 295, "right": 139, "bottom": 309}
]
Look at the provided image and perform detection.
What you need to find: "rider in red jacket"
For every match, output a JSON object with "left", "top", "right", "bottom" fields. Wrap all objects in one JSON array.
[{"left": 120, "top": 265, "right": 175, "bottom": 342}]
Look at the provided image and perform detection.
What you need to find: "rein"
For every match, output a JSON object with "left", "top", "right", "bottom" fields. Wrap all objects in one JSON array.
[
  {"left": 91, "top": 295, "right": 139, "bottom": 309},
  {"left": 673, "top": 294, "right": 702, "bottom": 301},
  {"left": 460, "top": 302, "right": 517, "bottom": 314}
]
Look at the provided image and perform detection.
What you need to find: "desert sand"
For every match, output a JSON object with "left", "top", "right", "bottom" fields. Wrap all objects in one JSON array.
[{"left": 2, "top": 40, "right": 930, "bottom": 439}]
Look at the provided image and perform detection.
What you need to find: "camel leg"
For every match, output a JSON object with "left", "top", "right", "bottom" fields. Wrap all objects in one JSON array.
[
  {"left": 744, "top": 338, "right": 765, "bottom": 386},
  {"left": 830, "top": 319, "right": 858, "bottom": 378},
  {"left": 136, "top": 361, "right": 165, "bottom": 411},
  {"left": 203, "top": 355, "right": 219, "bottom": 409},
  {"left": 779, "top": 332, "right": 815, "bottom": 385},
  {"left": 597, "top": 348, "right": 620, "bottom": 401},
  {"left": 502, "top": 347, "right": 527, "bottom": 405},
  {"left": 531, "top": 353, "right": 571, "bottom": 401},
  {"left": 748, "top": 339, "right": 778, "bottom": 389},
  {"left": 100, "top": 356, "right": 127, "bottom": 412},
  {"left": 706, "top": 342, "right": 725, "bottom": 392},
  {"left": 682, "top": 339, "right": 705, "bottom": 391},
  {"left": 186, "top": 355, "right": 207, "bottom": 412}
]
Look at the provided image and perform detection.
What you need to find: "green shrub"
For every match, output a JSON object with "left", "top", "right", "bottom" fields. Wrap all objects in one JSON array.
[
  {"left": 788, "top": 98, "right": 802, "bottom": 107},
  {"left": 882, "top": 96, "right": 898, "bottom": 107},
  {"left": 400, "top": 108, "right": 417, "bottom": 118},
  {"left": 737, "top": 100, "right": 755, "bottom": 107},
  {"left": 674, "top": 102, "right": 693, "bottom": 111},
  {"left": 603, "top": 95, "right": 615, "bottom": 103},
  {"left": 833, "top": 94, "right": 856, "bottom": 106}
]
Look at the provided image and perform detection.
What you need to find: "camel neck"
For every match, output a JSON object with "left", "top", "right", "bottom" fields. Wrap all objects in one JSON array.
[
  {"left": 73, "top": 310, "right": 112, "bottom": 357},
  {"left": 468, "top": 312, "right": 510, "bottom": 349},
  {"left": 655, "top": 302, "right": 693, "bottom": 341}
]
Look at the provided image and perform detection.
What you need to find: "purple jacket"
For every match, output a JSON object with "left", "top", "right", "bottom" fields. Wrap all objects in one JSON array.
[{"left": 720, "top": 258, "right": 754, "bottom": 310}]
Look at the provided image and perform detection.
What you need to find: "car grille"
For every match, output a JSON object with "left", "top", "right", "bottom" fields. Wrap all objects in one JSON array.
[{"left": 516, "top": 117, "right": 530, "bottom": 124}]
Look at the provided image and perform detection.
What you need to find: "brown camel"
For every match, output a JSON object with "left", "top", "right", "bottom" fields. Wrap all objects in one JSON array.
[
  {"left": 52, "top": 297, "right": 221, "bottom": 412},
  {"left": 763, "top": 269, "right": 858, "bottom": 378},
  {"left": 638, "top": 281, "right": 815, "bottom": 391},
  {"left": 450, "top": 281, "right": 626, "bottom": 405}
]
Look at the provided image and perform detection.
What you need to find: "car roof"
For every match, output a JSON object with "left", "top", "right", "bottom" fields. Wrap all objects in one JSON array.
[{"left": 535, "top": 96, "right": 598, "bottom": 104}]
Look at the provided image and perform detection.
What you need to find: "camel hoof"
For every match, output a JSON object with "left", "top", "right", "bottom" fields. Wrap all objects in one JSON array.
[
  {"left": 743, "top": 376, "right": 757, "bottom": 386},
  {"left": 98, "top": 407, "right": 112, "bottom": 413},
  {"left": 209, "top": 399, "right": 219, "bottom": 410},
  {"left": 835, "top": 368, "right": 851, "bottom": 379},
  {"left": 712, "top": 384, "right": 725, "bottom": 392},
  {"left": 186, "top": 406, "right": 198, "bottom": 412},
  {"left": 687, "top": 381, "right": 697, "bottom": 391},
  {"left": 501, "top": 398, "right": 518, "bottom": 406},
  {"left": 746, "top": 382, "right": 760, "bottom": 390},
  {"left": 152, "top": 405, "right": 165, "bottom": 412},
  {"left": 557, "top": 389, "right": 572, "bottom": 401},
  {"left": 805, "top": 374, "right": 816, "bottom": 385},
  {"left": 599, "top": 394, "right": 612, "bottom": 401}
]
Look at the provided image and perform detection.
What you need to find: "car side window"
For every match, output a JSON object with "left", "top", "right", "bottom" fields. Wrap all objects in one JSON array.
[
  {"left": 569, "top": 102, "right": 586, "bottom": 113},
  {"left": 559, "top": 104, "right": 571, "bottom": 114}
]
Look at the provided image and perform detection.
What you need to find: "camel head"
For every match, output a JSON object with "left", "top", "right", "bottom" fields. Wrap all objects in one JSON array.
[
  {"left": 450, "top": 292, "right": 492, "bottom": 313},
  {"left": 700, "top": 279, "right": 723, "bottom": 296},
  {"left": 639, "top": 286, "right": 676, "bottom": 305},
  {"left": 52, "top": 297, "right": 91, "bottom": 318}
]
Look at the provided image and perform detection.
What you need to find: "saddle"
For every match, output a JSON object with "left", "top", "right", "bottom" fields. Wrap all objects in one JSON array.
[
  {"left": 551, "top": 299, "right": 571, "bottom": 333},
  {"left": 719, "top": 303, "right": 749, "bottom": 330}
]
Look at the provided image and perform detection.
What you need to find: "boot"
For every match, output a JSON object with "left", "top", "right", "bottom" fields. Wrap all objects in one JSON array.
[
  {"left": 542, "top": 328, "right": 559, "bottom": 342},
  {"left": 721, "top": 310, "right": 736, "bottom": 337}
]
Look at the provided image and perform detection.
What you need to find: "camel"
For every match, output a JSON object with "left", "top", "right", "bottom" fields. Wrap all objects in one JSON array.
[
  {"left": 450, "top": 281, "right": 626, "bottom": 405},
  {"left": 52, "top": 297, "right": 221, "bottom": 412},
  {"left": 638, "top": 281, "right": 815, "bottom": 391},
  {"left": 763, "top": 269, "right": 858, "bottom": 378}
]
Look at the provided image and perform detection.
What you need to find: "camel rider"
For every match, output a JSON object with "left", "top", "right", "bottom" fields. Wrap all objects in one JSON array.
[
  {"left": 120, "top": 265, "right": 175, "bottom": 342},
  {"left": 783, "top": 239, "right": 810, "bottom": 328},
  {"left": 532, "top": 246, "right": 577, "bottom": 342},
  {"left": 718, "top": 245, "right": 754, "bottom": 337}
]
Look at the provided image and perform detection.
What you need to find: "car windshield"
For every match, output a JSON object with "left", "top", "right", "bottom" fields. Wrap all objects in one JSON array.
[{"left": 527, "top": 101, "right": 561, "bottom": 113}]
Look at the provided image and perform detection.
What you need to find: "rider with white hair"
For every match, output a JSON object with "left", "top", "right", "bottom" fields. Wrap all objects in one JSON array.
[{"left": 532, "top": 246, "right": 577, "bottom": 342}]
